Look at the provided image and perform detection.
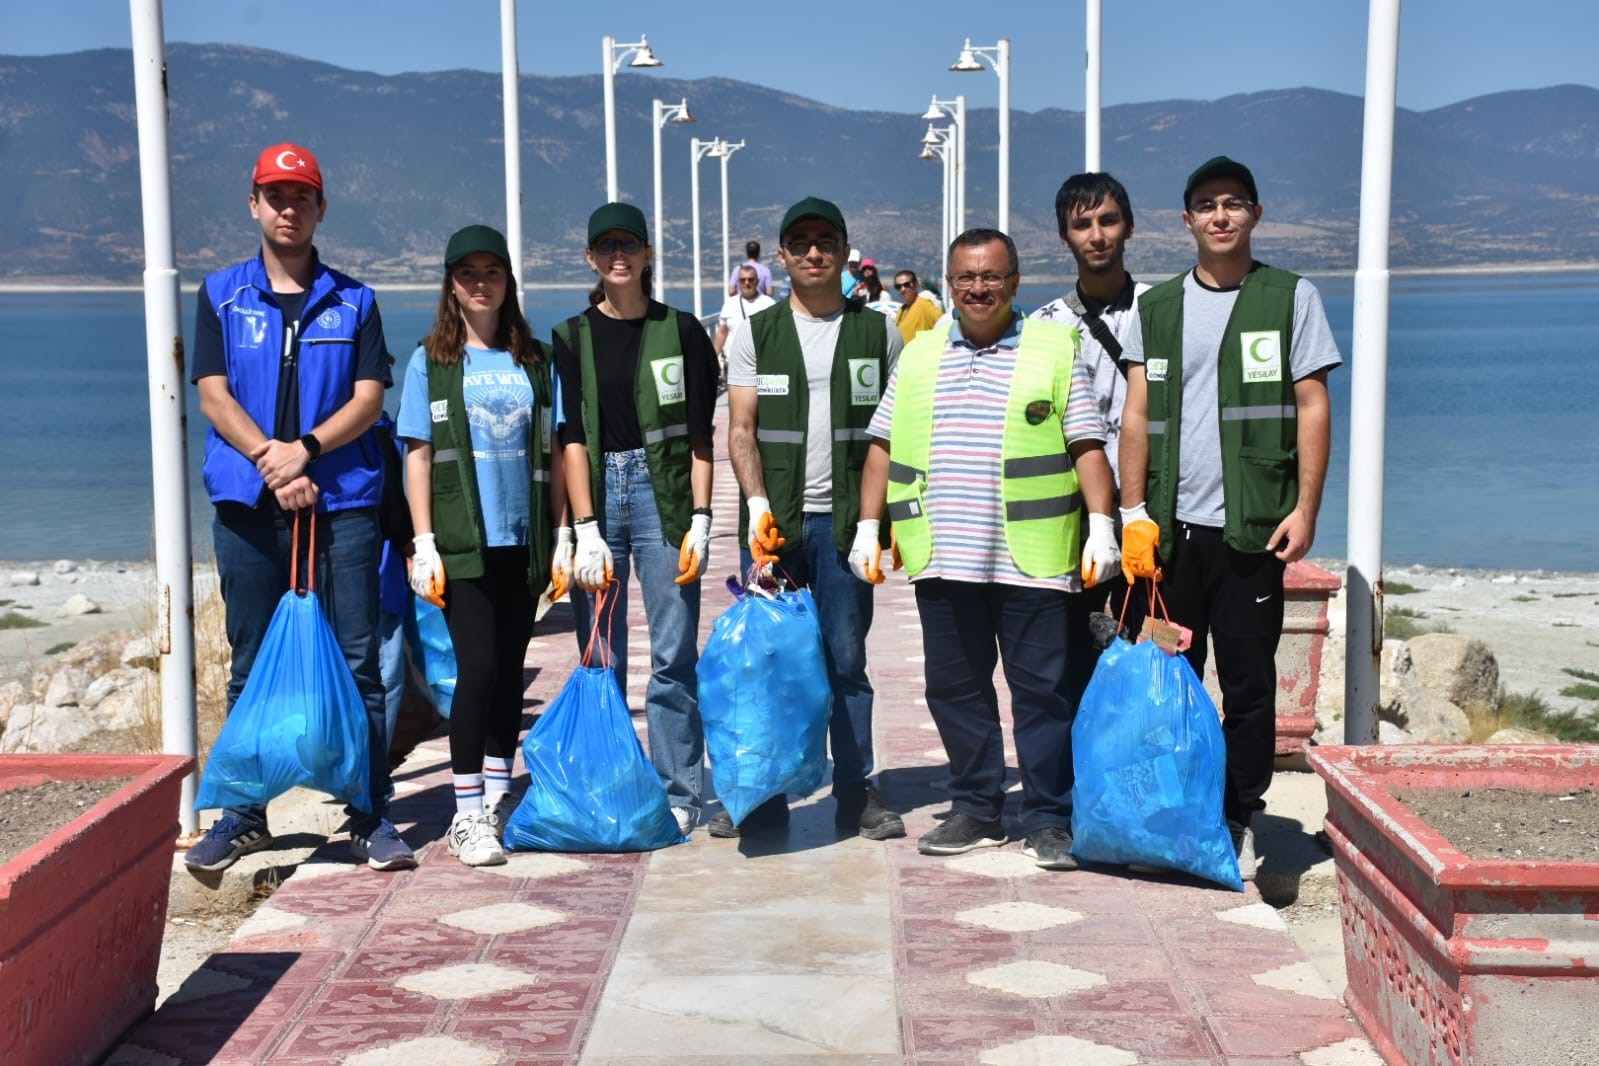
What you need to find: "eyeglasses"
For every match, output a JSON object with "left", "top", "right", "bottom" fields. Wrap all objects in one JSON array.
[
  {"left": 783, "top": 236, "right": 842, "bottom": 258},
  {"left": 949, "top": 272, "right": 1016, "bottom": 292},
  {"left": 1187, "top": 198, "right": 1254, "bottom": 220},
  {"left": 593, "top": 236, "right": 644, "bottom": 255}
]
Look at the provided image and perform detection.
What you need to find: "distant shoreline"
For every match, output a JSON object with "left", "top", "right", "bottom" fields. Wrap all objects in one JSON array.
[{"left": 4, "top": 261, "right": 1599, "bottom": 294}]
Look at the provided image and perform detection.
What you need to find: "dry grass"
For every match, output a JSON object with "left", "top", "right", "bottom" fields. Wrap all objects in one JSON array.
[
  {"left": 1467, "top": 686, "right": 1599, "bottom": 743},
  {"left": 129, "top": 570, "right": 231, "bottom": 767}
]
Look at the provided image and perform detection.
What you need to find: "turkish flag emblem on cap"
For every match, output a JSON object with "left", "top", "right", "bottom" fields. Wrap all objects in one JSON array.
[{"left": 253, "top": 143, "right": 323, "bottom": 192}]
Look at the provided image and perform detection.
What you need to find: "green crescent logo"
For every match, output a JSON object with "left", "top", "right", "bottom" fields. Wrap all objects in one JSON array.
[
  {"left": 660, "top": 361, "right": 682, "bottom": 385},
  {"left": 1249, "top": 336, "right": 1274, "bottom": 362},
  {"left": 856, "top": 363, "right": 877, "bottom": 388}
]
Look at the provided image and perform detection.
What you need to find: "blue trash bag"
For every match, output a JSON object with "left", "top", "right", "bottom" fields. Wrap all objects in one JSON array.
[
  {"left": 1070, "top": 637, "right": 1243, "bottom": 891},
  {"left": 195, "top": 588, "right": 373, "bottom": 814},
  {"left": 697, "top": 585, "right": 829, "bottom": 825},
  {"left": 503, "top": 664, "right": 683, "bottom": 852},
  {"left": 404, "top": 597, "right": 456, "bottom": 718}
]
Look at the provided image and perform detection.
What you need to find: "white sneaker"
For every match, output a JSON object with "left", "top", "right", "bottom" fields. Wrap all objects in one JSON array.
[
  {"left": 672, "top": 807, "right": 694, "bottom": 835},
  {"left": 1237, "top": 828, "right": 1258, "bottom": 883},
  {"left": 485, "top": 791, "right": 517, "bottom": 838},
  {"left": 448, "top": 810, "right": 506, "bottom": 867}
]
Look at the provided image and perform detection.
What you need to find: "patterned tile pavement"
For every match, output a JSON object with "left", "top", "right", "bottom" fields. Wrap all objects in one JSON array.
[{"left": 111, "top": 400, "right": 1378, "bottom": 1065}]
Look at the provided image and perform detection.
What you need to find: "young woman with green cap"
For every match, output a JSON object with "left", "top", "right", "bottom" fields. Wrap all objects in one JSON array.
[
  {"left": 550, "top": 202, "right": 719, "bottom": 835},
  {"left": 396, "top": 224, "right": 562, "bottom": 867}
]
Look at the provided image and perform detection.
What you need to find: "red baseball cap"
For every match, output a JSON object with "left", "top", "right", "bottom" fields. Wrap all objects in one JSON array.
[{"left": 253, "top": 143, "right": 323, "bottom": 191}]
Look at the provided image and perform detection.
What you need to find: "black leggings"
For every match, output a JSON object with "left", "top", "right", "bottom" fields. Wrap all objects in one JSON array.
[{"left": 442, "top": 546, "right": 535, "bottom": 775}]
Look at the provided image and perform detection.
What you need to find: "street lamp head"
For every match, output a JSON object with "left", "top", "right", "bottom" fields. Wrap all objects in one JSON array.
[
  {"left": 919, "top": 146, "right": 939, "bottom": 161},
  {"left": 921, "top": 124, "right": 942, "bottom": 146},
  {"left": 629, "top": 35, "right": 663, "bottom": 67},
  {"left": 950, "top": 39, "right": 985, "bottom": 72},
  {"left": 672, "top": 99, "right": 695, "bottom": 123},
  {"left": 921, "top": 96, "right": 945, "bottom": 121}
]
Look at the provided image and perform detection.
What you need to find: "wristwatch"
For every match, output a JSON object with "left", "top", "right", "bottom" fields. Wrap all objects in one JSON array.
[{"left": 299, "top": 433, "right": 323, "bottom": 461}]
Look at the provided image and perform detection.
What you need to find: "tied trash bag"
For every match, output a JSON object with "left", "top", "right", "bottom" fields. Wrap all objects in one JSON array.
[
  {"left": 697, "top": 577, "right": 829, "bottom": 825},
  {"left": 503, "top": 589, "right": 682, "bottom": 853},
  {"left": 405, "top": 598, "right": 457, "bottom": 718},
  {"left": 196, "top": 513, "right": 373, "bottom": 814},
  {"left": 1070, "top": 636, "right": 1243, "bottom": 891}
]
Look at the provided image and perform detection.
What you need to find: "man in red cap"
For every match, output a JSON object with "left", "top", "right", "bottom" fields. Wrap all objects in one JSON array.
[{"left": 185, "top": 142, "right": 414, "bottom": 874}]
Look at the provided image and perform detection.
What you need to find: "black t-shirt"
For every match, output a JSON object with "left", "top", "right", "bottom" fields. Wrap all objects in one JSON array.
[{"left": 553, "top": 305, "right": 718, "bottom": 452}]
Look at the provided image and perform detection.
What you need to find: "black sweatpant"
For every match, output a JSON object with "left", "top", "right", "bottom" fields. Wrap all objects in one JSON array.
[
  {"left": 1064, "top": 572, "right": 1128, "bottom": 713},
  {"left": 442, "top": 546, "right": 535, "bottom": 775},
  {"left": 1122, "top": 522, "right": 1284, "bottom": 838}
]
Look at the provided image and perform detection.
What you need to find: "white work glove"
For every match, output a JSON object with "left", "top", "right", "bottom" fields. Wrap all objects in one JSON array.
[
  {"left": 549, "top": 525, "right": 574, "bottom": 602},
  {"left": 746, "top": 494, "right": 784, "bottom": 565},
  {"left": 409, "top": 532, "right": 446, "bottom": 607},
  {"left": 847, "top": 518, "right": 886, "bottom": 584},
  {"left": 1080, "top": 512, "right": 1121, "bottom": 589},
  {"left": 675, "top": 512, "right": 712, "bottom": 586},
  {"left": 572, "top": 520, "right": 614, "bottom": 592}
]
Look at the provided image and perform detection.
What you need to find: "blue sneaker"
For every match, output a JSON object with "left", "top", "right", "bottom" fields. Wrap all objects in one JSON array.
[
  {"left": 349, "top": 816, "right": 416, "bottom": 871},
  {"left": 185, "top": 813, "right": 272, "bottom": 872}
]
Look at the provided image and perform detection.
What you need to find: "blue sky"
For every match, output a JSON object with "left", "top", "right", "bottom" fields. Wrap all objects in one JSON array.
[{"left": 8, "top": 1, "right": 1598, "bottom": 114}]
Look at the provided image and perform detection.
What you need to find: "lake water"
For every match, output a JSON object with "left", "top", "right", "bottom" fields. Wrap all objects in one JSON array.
[{"left": 5, "top": 273, "right": 1598, "bottom": 571}]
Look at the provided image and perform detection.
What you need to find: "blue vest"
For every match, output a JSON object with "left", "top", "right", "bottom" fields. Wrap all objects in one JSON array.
[{"left": 200, "top": 253, "right": 383, "bottom": 512}]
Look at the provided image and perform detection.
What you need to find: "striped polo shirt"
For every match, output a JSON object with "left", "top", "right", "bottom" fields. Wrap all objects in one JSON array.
[{"left": 866, "top": 315, "right": 1106, "bottom": 591}]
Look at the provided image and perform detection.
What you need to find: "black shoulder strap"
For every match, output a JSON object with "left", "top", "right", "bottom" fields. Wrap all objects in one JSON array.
[{"left": 1066, "top": 276, "right": 1137, "bottom": 364}]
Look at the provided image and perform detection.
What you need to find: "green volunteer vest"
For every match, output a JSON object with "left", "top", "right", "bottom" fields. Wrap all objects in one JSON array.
[
  {"left": 741, "top": 299, "right": 889, "bottom": 554},
  {"left": 556, "top": 303, "right": 697, "bottom": 545},
  {"left": 425, "top": 347, "right": 554, "bottom": 593},
  {"left": 885, "top": 319, "right": 1084, "bottom": 577},
  {"left": 1138, "top": 262, "right": 1300, "bottom": 556}
]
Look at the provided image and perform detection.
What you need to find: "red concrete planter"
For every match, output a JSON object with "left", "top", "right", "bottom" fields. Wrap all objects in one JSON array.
[
  {"left": 1310, "top": 744, "right": 1599, "bottom": 1066},
  {"left": 1277, "top": 560, "right": 1341, "bottom": 754},
  {"left": 0, "top": 754, "right": 192, "bottom": 1066}
]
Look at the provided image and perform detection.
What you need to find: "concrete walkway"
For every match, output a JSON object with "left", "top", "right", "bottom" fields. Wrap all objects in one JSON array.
[{"left": 113, "top": 403, "right": 1377, "bottom": 1065}]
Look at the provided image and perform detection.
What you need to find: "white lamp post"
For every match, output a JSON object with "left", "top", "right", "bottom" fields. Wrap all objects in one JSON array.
[
  {"left": 922, "top": 94, "right": 966, "bottom": 234},
  {"left": 714, "top": 138, "right": 746, "bottom": 293},
  {"left": 919, "top": 125, "right": 955, "bottom": 302},
  {"left": 951, "top": 37, "right": 1011, "bottom": 232},
  {"left": 689, "top": 136, "right": 722, "bottom": 319},
  {"left": 601, "top": 33, "right": 661, "bottom": 203},
  {"left": 500, "top": 0, "right": 524, "bottom": 294},
  {"left": 1085, "top": 0, "right": 1102, "bottom": 171},
  {"left": 651, "top": 97, "right": 694, "bottom": 302}
]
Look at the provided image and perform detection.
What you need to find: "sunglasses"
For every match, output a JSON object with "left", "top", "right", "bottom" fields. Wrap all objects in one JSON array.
[
  {"left": 894, "top": 280, "right": 917, "bottom": 290},
  {"left": 593, "top": 236, "right": 644, "bottom": 256}
]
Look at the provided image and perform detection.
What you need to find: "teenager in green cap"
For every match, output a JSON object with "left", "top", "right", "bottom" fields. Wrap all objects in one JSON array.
[
  {"left": 396, "top": 224, "right": 561, "bottom": 867},
  {"left": 550, "top": 202, "right": 720, "bottom": 836}
]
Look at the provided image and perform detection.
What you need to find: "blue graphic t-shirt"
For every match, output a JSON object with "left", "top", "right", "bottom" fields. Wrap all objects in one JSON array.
[{"left": 397, "top": 345, "right": 535, "bottom": 548}]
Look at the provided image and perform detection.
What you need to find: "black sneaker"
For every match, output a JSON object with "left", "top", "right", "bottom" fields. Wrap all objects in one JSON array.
[
  {"left": 349, "top": 816, "right": 417, "bottom": 871},
  {"left": 835, "top": 785, "right": 907, "bottom": 841},
  {"left": 707, "top": 795, "right": 790, "bottom": 838},
  {"left": 916, "top": 812, "right": 1006, "bottom": 855},
  {"left": 184, "top": 813, "right": 272, "bottom": 872},
  {"left": 1021, "top": 826, "right": 1078, "bottom": 870}
]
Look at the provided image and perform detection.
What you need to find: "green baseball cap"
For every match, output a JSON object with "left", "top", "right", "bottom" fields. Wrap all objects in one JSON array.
[
  {"left": 779, "top": 196, "right": 847, "bottom": 240},
  {"left": 444, "top": 224, "right": 511, "bottom": 269},
  {"left": 587, "top": 202, "right": 650, "bottom": 246},
  {"left": 1183, "top": 156, "right": 1258, "bottom": 208}
]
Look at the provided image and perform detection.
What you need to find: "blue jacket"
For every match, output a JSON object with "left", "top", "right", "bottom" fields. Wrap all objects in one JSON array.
[{"left": 199, "top": 253, "right": 382, "bottom": 512}]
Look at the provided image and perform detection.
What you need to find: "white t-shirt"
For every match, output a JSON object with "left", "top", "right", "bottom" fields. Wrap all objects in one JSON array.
[
  {"left": 726, "top": 302, "right": 904, "bottom": 511},
  {"left": 718, "top": 292, "right": 776, "bottom": 339},
  {"left": 1122, "top": 269, "right": 1342, "bottom": 526}
]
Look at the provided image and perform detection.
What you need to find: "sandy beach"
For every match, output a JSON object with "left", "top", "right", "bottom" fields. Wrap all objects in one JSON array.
[{"left": 4, "top": 556, "right": 1596, "bottom": 718}]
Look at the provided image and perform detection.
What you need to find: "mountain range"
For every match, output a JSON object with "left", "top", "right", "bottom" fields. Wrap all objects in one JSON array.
[{"left": 4, "top": 44, "right": 1598, "bottom": 284}]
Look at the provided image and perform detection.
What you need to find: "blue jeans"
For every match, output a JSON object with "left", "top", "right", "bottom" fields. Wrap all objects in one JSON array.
[
  {"left": 212, "top": 503, "right": 391, "bottom": 822},
  {"left": 569, "top": 449, "right": 704, "bottom": 811},
  {"left": 378, "top": 608, "right": 405, "bottom": 780},
  {"left": 742, "top": 512, "right": 876, "bottom": 791}
]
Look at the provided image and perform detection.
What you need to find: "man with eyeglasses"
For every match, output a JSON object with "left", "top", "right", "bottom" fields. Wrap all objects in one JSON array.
[
  {"left": 1119, "top": 156, "right": 1341, "bottom": 882},
  {"left": 892, "top": 269, "right": 942, "bottom": 344},
  {"left": 1029, "top": 172, "right": 1150, "bottom": 713},
  {"left": 856, "top": 228, "right": 1120, "bottom": 870},
  {"left": 714, "top": 264, "right": 776, "bottom": 358},
  {"left": 724, "top": 196, "right": 906, "bottom": 841}
]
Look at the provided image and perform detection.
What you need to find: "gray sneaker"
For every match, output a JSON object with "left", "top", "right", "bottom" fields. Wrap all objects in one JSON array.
[
  {"left": 1021, "top": 826, "right": 1078, "bottom": 870},
  {"left": 350, "top": 816, "right": 416, "bottom": 871},
  {"left": 1237, "top": 828, "right": 1258, "bottom": 883}
]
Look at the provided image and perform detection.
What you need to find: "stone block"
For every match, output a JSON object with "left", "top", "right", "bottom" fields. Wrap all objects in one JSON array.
[{"left": 1407, "top": 633, "right": 1499, "bottom": 713}]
